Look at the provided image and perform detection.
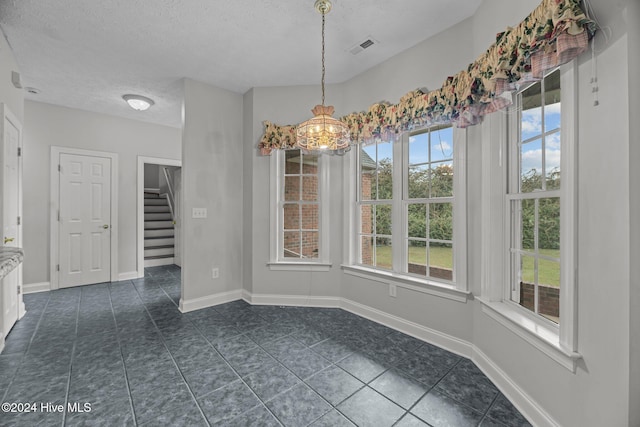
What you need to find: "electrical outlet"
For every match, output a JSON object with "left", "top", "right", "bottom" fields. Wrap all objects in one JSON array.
[
  {"left": 212, "top": 267, "right": 219, "bottom": 279},
  {"left": 192, "top": 208, "right": 207, "bottom": 219},
  {"left": 389, "top": 283, "right": 397, "bottom": 298}
]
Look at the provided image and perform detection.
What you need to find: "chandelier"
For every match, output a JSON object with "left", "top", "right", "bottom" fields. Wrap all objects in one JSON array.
[{"left": 296, "top": 0, "right": 351, "bottom": 152}]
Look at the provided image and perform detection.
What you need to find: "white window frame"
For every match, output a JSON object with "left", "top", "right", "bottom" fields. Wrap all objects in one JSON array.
[
  {"left": 269, "top": 149, "right": 331, "bottom": 271},
  {"left": 478, "top": 61, "right": 580, "bottom": 371},
  {"left": 343, "top": 125, "right": 468, "bottom": 301}
]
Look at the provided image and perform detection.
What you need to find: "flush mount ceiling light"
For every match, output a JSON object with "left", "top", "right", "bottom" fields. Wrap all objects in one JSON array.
[
  {"left": 122, "top": 94, "right": 155, "bottom": 111},
  {"left": 296, "top": 0, "right": 351, "bottom": 152}
]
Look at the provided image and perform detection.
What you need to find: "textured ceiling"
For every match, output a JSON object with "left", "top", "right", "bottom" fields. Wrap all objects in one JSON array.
[{"left": 0, "top": 0, "right": 481, "bottom": 128}]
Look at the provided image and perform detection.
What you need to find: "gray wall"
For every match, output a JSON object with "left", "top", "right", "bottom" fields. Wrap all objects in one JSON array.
[
  {"left": 181, "top": 78, "right": 243, "bottom": 302},
  {"left": 22, "top": 101, "right": 181, "bottom": 283},
  {"left": 144, "top": 163, "right": 160, "bottom": 188}
]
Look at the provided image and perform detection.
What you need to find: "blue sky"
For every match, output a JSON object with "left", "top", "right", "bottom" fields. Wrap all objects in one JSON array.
[{"left": 521, "top": 102, "right": 561, "bottom": 178}]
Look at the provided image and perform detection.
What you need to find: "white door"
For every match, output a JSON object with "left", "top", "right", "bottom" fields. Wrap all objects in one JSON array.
[
  {"left": 2, "top": 106, "right": 22, "bottom": 337},
  {"left": 59, "top": 153, "right": 111, "bottom": 288}
]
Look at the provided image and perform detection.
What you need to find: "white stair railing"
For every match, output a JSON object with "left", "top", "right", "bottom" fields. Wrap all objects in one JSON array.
[{"left": 161, "top": 167, "right": 176, "bottom": 223}]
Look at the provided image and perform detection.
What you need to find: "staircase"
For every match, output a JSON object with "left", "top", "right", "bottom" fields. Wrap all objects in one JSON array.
[{"left": 143, "top": 192, "right": 175, "bottom": 267}]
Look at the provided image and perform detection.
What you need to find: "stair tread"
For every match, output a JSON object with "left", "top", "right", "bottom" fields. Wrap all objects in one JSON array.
[
  {"left": 144, "top": 245, "right": 174, "bottom": 249},
  {"left": 144, "top": 255, "right": 174, "bottom": 260}
]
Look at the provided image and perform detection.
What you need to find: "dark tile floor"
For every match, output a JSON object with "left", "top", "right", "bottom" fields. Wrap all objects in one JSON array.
[{"left": 0, "top": 265, "right": 531, "bottom": 427}]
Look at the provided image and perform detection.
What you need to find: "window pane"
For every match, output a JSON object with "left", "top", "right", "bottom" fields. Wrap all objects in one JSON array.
[
  {"left": 301, "top": 231, "right": 319, "bottom": 258},
  {"left": 521, "top": 199, "right": 535, "bottom": 250},
  {"left": 545, "top": 131, "right": 561, "bottom": 190},
  {"left": 301, "top": 154, "right": 318, "bottom": 174},
  {"left": 407, "top": 240, "right": 426, "bottom": 276},
  {"left": 375, "top": 237, "right": 392, "bottom": 269},
  {"left": 283, "top": 204, "right": 299, "bottom": 230},
  {"left": 521, "top": 82, "right": 542, "bottom": 141},
  {"left": 520, "top": 139, "right": 542, "bottom": 192},
  {"left": 431, "top": 127, "right": 454, "bottom": 162},
  {"left": 539, "top": 258, "right": 560, "bottom": 288},
  {"left": 408, "top": 165, "right": 429, "bottom": 199},
  {"left": 302, "top": 176, "right": 318, "bottom": 201},
  {"left": 409, "top": 132, "right": 428, "bottom": 165},
  {"left": 283, "top": 231, "right": 300, "bottom": 258},
  {"left": 407, "top": 203, "right": 426, "bottom": 239},
  {"left": 429, "top": 203, "right": 453, "bottom": 241},
  {"left": 376, "top": 204, "right": 392, "bottom": 236},
  {"left": 430, "top": 163, "right": 453, "bottom": 197},
  {"left": 520, "top": 254, "right": 536, "bottom": 287},
  {"left": 538, "top": 198, "right": 560, "bottom": 251},
  {"left": 376, "top": 161, "right": 393, "bottom": 201},
  {"left": 538, "top": 259, "right": 560, "bottom": 323},
  {"left": 284, "top": 176, "right": 299, "bottom": 201},
  {"left": 301, "top": 204, "right": 318, "bottom": 230},
  {"left": 361, "top": 205, "right": 373, "bottom": 234},
  {"left": 361, "top": 236, "right": 374, "bottom": 266},
  {"left": 360, "top": 170, "right": 374, "bottom": 201},
  {"left": 544, "top": 69, "right": 561, "bottom": 131},
  {"left": 429, "top": 242, "right": 453, "bottom": 281},
  {"left": 285, "top": 150, "right": 301, "bottom": 174}
]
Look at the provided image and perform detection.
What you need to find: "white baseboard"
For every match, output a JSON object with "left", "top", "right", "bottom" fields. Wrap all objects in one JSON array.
[
  {"left": 23, "top": 282, "right": 50, "bottom": 294},
  {"left": 244, "top": 292, "right": 340, "bottom": 308},
  {"left": 472, "top": 346, "right": 558, "bottom": 427},
  {"left": 340, "top": 298, "right": 473, "bottom": 359},
  {"left": 187, "top": 289, "right": 552, "bottom": 426},
  {"left": 118, "top": 271, "right": 139, "bottom": 281},
  {"left": 178, "top": 289, "right": 243, "bottom": 313}
]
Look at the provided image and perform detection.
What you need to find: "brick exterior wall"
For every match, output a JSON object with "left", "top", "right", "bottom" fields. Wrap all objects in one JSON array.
[
  {"left": 283, "top": 157, "right": 319, "bottom": 258},
  {"left": 361, "top": 172, "right": 373, "bottom": 265},
  {"left": 407, "top": 263, "right": 453, "bottom": 281},
  {"left": 519, "top": 282, "right": 560, "bottom": 317}
]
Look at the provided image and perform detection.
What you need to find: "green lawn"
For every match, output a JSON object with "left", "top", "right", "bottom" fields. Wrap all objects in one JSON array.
[{"left": 374, "top": 246, "right": 560, "bottom": 287}]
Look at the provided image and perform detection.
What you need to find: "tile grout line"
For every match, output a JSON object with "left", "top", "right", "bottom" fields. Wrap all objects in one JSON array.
[
  {"left": 129, "top": 275, "right": 213, "bottom": 427},
  {"left": 60, "top": 287, "right": 82, "bottom": 427},
  {"left": 0, "top": 292, "right": 52, "bottom": 404},
  {"left": 107, "top": 280, "right": 142, "bottom": 427}
]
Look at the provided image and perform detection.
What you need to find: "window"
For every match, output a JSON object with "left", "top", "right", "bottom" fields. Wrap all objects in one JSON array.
[
  {"left": 406, "top": 126, "right": 454, "bottom": 281},
  {"left": 353, "top": 124, "right": 466, "bottom": 290},
  {"left": 270, "top": 149, "right": 329, "bottom": 268},
  {"left": 507, "top": 69, "right": 561, "bottom": 324},
  {"left": 478, "top": 63, "right": 579, "bottom": 370},
  {"left": 358, "top": 140, "right": 393, "bottom": 269}
]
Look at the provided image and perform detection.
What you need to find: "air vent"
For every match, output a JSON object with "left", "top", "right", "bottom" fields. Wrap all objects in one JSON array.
[{"left": 349, "top": 37, "right": 378, "bottom": 55}]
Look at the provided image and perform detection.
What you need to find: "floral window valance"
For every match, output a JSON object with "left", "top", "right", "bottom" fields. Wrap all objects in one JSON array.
[{"left": 258, "top": 0, "right": 596, "bottom": 155}]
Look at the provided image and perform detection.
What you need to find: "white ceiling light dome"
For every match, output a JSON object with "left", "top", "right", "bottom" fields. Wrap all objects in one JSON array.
[{"left": 122, "top": 94, "right": 155, "bottom": 111}]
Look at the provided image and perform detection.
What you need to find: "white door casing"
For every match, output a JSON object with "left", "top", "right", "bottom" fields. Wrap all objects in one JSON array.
[
  {"left": 1, "top": 104, "right": 23, "bottom": 339},
  {"left": 50, "top": 147, "right": 118, "bottom": 290},
  {"left": 136, "top": 156, "right": 181, "bottom": 278}
]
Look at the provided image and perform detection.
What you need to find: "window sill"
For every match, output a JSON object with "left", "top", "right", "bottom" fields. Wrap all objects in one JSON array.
[
  {"left": 267, "top": 262, "right": 332, "bottom": 272},
  {"left": 477, "top": 297, "right": 581, "bottom": 372},
  {"left": 341, "top": 264, "right": 470, "bottom": 303}
]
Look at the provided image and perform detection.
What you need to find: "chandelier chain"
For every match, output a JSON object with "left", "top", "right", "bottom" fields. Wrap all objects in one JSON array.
[{"left": 321, "top": 11, "right": 325, "bottom": 106}]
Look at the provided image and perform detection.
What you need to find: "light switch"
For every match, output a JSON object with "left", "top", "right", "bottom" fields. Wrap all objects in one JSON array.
[{"left": 192, "top": 208, "right": 207, "bottom": 218}]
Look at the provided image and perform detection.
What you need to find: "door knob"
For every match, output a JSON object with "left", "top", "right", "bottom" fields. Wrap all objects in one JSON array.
[
  {"left": 4, "top": 237, "right": 14, "bottom": 244},
  {"left": 102, "top": 224, "right": 109, "bottom": 229}
]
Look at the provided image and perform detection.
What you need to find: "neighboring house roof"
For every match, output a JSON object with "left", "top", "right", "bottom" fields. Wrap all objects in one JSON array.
[{"left": 360, "top": 149, "right": 377, "bottom": 170}]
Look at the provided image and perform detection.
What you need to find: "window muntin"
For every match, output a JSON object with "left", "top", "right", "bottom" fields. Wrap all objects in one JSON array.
[
  {"left": 358, "top": 141, "right": 393, "bottom": 269},
  {"left": 406, "top": 126, "right": 454, "bottom": 281},
  {"left": 281, "top": 149, "right": 320, "bottom": 260},
  {"left": 508, "top": 68, "right": 561, "bottom": 323}
]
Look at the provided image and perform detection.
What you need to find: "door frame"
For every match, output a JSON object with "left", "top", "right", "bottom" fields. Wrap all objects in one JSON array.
[
  {"left": 0, "top": 104, "right": 25, "bottom": 341},
  {"left": 50, "top": 146, "right": 118, "bottom": 290},
  {"left": 136, "top": 156, "right": 181, "bottom": 278}
]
